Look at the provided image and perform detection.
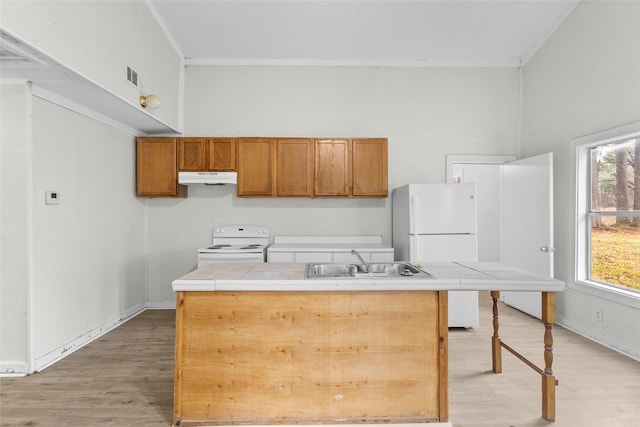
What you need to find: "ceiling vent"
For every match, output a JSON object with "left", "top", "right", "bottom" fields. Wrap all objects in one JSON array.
[{"left": 127, "top": 66, "right": 138, "bottom": 86}]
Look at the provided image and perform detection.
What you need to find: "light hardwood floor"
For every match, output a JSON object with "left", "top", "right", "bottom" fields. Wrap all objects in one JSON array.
[{"left": 1, "top": 292, "right": 638, "bottom": 426}]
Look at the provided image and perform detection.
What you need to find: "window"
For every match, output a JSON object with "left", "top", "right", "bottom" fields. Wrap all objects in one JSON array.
[{"left": 573, "top": 123, "right": 640, "bottom": 301}]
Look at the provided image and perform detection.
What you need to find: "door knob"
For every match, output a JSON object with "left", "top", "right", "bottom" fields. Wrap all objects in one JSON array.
[{"left": 540, "top": 246, "right": 555, "bottom": 252}]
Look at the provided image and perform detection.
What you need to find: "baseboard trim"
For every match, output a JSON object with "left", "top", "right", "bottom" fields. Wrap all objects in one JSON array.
[
  {"left": 146, "top": 300, "right": 176, "bottom": 309},
  {"left": 0, "top": 362, "right": 28, "bottom": 377},
  {"left": 34, "top": 302, "right": 147, "bottom": 372},
  {"left": 557, "top": 315, "right": 640, "bottom": 361}
]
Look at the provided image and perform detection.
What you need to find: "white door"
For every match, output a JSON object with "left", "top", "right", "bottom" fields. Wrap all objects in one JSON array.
[
  {"left": 446, "top": 153, "right": 554, "bottom": 319},
  {"left": 500, "top": 153, "right": 554, "bottom": 319}
]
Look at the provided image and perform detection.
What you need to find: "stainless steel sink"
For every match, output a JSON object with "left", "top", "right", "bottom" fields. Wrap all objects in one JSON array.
[
  {"left": 306, "top": 263, "right": 359, "bottom": 278},
  {"left": 306, "top": 262, "right": 432, "bottom": 279}
]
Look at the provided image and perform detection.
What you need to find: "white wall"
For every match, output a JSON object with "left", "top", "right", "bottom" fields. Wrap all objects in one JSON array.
[
  {"left": 29, "top": 98, "right": 148, "bottom": 365},
  {"left": 1, "top": 0, "right": 182, "bottom": 373},
  {"left": 522, "top": 0, "right": 640, "bottom": 358},
  {"left": 1, "top": 87, "right": 149, "bottom": 373},
  {"left": 0, "top": 84, "right": 30, "bottom": 373},
  {"left": 146, "top": 66, "right": 521, "bottom": 303},
  {"left": 1, "top": 0, "right": 182, "bottom": 130}
]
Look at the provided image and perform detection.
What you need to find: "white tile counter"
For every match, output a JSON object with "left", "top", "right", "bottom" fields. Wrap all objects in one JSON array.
[{"left": 172, "top": 261, "right": 565, "bottom": 293}]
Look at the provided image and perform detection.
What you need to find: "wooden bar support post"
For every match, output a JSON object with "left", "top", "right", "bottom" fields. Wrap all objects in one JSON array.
[
  {"left": 541, "top": 291, "right": 557, "bottom": 421},
  {"left": 488, "top": 290, "right": 558, "bottom": 422},
  {"left": 491, "top": 291, "right": 502, "bottom": 373}
]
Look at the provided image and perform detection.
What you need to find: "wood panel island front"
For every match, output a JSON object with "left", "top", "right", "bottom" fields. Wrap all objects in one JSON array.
[{"left": 171, "top": 262, "right": 565, "bottom": 427}]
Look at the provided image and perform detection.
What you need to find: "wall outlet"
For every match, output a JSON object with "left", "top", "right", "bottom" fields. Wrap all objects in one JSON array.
[{"left": 594, "top": 308, "right": 603, "bottom": 322}]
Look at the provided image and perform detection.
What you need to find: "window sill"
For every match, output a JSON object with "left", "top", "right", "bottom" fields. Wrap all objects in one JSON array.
[{"left": 570, "top": 280, "right": 640, "bottom": 309}]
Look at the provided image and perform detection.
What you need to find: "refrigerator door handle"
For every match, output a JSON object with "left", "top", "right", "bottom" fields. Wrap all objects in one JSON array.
[
  {"left": 410, "top": 196, "right": 417, "bottom": 262},
  {"left": 410, "top": 196, "right": 416, "bottom": 233}
]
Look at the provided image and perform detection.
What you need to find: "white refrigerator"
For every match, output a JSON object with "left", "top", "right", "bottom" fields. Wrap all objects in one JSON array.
[{"left": 392, "top": 183, "right": 479, "bottom": 327}]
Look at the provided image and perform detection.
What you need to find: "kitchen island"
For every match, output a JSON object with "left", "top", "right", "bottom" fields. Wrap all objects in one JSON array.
[{"left": 171, "top": 262, "right": 565, "bottom": 427}]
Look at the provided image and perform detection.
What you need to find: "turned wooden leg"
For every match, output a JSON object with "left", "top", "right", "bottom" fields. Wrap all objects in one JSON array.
[
  {"left": 541, "top": 292, "right": 557, "bottom": 421},
  {"left": 491, "top": 291, "right": 502, "bottom": 373}
]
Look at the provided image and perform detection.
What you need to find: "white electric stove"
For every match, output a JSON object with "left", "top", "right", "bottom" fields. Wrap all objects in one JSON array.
[{"left": 197, "top": 225, "right": 270, "bottom": 268}]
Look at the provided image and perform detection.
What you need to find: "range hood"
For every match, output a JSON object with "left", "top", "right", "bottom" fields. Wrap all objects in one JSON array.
[{"left": 178, "top": 171, "right": 237, "bottom": 185}]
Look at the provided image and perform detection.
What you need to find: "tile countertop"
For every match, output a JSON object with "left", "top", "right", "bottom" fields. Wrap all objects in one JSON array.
[{"left": 172, "top": 261, "right": 566, "bottom": 293}]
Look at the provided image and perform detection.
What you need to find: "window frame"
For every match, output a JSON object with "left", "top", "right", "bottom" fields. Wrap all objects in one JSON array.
[{"left": 571, "top": 121, "right": 640, "bottom": 308}]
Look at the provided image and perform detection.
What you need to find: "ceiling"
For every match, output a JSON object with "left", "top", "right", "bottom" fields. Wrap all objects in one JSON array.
[
  {"left": 0, "top": 1, "right": 581, "bottom": 134},
  {"left": 150, "top": 0, "right": 580, "bottom": 67}
]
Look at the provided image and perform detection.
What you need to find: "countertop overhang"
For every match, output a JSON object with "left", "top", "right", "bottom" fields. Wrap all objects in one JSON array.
[{"left": 172, "top": 261, "right": 566, "bottom": 293}]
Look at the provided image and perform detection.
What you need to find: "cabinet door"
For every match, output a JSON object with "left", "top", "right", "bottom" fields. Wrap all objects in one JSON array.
[
  {"left": 352, "top": 138, "right": 388, "bottom": 197},
  {"left": 237, "top": 138, "right": 275, "bottom": 196},
  {"left": 178, "top": 137, "right": 208, "bottom": 171},
  {"left": 209, "top": 138, "right": 236, "bottom": 171},
  {"left": 276, "top": 138, "right": 314, "bottom": 197},
  {"left": 136, "top": 137, "right": 186, "bottom": 197},
  {"left": 314, "top": 139, "right": 350, "bottom": 196}
]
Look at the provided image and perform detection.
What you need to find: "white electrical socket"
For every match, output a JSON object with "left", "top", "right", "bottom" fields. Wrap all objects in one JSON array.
[
  {"left": 594, "top": 308, "right": 603, "bottom": 322},
  {"left": 45, "top": 191, "right": 60, "bottom": 205}
]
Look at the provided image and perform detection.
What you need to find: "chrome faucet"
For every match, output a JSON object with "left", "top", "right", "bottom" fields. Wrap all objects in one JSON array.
[{"left": 351, "top": 250, "right": 369, "bottom": 273}]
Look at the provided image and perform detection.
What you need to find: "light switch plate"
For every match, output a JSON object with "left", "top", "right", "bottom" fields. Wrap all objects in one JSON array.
[{"left": 45, "top": 191, "right": 60, "bottom": 205}]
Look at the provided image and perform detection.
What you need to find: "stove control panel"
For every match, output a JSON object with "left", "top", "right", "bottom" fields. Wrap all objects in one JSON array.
[{"left": 213, "top": 225, "right": 270, "bottom": 239}]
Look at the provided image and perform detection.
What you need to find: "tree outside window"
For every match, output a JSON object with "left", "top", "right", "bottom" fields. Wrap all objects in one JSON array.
[{"left": 588, "top": 138, "right": 640, "bottom": 291}]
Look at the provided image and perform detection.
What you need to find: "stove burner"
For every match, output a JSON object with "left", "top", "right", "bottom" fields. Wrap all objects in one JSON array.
[
  {"left": 240, "top": 246, "right": 261, "bottom": 249},
  {"left": 209, "top": 244, "right": 231, "bottom": 249}
]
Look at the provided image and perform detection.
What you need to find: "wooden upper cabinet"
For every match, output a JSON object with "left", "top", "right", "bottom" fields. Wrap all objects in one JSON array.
[
  {"left": 179, "top": 137, "right": 236, "bottom": 171},
  {"left": 352, "top": 138, "right": 388, "bottom": 197},
  {"left": 136, "top": 137, "right": 187, "bottom": 198},
  {"left": 178, "top": 137, "right": 207, "bottom": 171},
  {"left": 237, "top": 138, "right": 275, "bottom": 197},
  {"left": 314, "top": 139, "right": 351, "bottom": 197},
  {"left": 276, "top": 139, "right": 314, "bottom": 197},
  {"left": 139, "top": 136, "right": 387, "bottom": 199},
  {"left": 209, "top": 138, "right": 236, "bottom": 171}
]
